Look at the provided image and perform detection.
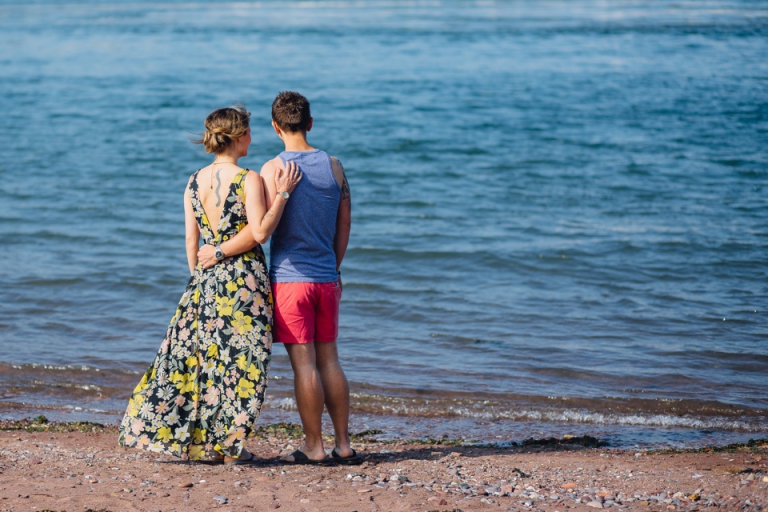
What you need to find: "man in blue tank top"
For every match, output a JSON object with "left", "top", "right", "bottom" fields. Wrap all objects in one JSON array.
[{"left": 260, "top": 91, "right": 359, "bottom": 465}]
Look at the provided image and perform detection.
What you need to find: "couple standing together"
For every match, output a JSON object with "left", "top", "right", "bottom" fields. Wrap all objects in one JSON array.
[{"left": 118, "top": 91, "right": 360, "bottom": 466}]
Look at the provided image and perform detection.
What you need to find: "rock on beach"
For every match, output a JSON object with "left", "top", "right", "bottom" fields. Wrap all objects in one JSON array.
[{"left": 0, "top": 422, "right": 766, "bottom": 511}]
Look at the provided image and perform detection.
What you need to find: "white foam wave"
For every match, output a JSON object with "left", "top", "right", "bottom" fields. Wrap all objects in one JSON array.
[
  {"left": 365, "top": 401, "right": 767, "bottom": 432},
  {"left": 269, "top": 397, "right": 298, "bottom": 411}
]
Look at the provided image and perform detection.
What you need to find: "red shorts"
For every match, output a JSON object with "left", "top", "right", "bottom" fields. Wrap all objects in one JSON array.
[{"left": 272, "top": 281, "right": 341, "bottom": 344}]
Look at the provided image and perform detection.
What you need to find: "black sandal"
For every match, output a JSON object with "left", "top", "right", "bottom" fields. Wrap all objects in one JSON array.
[
  {"left": 226, "top": 452, "right": 260, "bottom": 465},
  {"left": 284, "top": 450, "right": 334, "bottom": 466},
  {"left": 331, "top": 448, "right": 363, "bottom": 465},
  {"left": 198, "top": 456, "right": 225, "bottom": 465}
]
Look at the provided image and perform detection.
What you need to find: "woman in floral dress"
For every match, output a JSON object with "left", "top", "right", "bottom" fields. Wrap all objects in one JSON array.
[{"left": 118, "top": 105, "right": 301, "bottom": 464}]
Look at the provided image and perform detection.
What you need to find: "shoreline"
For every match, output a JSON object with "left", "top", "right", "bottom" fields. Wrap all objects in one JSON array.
[{"left": 1, "top": 419, "right": 766, "bottom": 511}]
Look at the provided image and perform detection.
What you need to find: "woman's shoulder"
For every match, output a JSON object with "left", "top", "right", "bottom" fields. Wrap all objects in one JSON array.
[
  {"left": 242, "top": 168, "right": 262, "bottom": 186},
  {"left": 186, "top": 168, "right": 203, "bottom": 189},
  {"left": 188, "top": 167, "right": 205, "bottom": 179}
]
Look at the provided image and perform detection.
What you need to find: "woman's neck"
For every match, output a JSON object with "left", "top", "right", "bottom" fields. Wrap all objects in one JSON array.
[{"left": 213, "top": 150, "right": 240, "bottom": 165}]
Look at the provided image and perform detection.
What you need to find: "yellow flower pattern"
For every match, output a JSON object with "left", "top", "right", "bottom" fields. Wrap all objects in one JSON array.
[{"left": 118, "top": 169, "right": 272, "bottom": 460}]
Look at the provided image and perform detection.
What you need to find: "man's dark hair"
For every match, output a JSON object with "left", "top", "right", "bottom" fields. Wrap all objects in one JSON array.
[{"left": 272, "top": 91, "right": 311, "bottom": 133}]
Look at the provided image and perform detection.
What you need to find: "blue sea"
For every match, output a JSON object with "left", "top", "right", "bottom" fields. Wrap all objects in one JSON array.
[{"left": 0, "top": 0, "right": 766, "bottom": 448}]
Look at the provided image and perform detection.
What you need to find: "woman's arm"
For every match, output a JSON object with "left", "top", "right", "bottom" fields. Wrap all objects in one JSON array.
[
  {"left": 244, "top": 161, "right": 301, "bottom": 243},
  {"left": 197, "top": 162, "right": 301, "bottom": 269},
  {"left": 183, "top": 187, "right": 200, "bottom": 275}
]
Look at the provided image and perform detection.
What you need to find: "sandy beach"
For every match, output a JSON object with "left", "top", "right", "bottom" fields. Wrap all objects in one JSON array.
[{"left": 0, "top": 420, "right": 766, "bottom": 511}]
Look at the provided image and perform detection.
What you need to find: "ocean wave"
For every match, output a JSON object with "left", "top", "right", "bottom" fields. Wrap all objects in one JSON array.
[{"left": 348, "top": 393, "right": 768, "bottom": 433}]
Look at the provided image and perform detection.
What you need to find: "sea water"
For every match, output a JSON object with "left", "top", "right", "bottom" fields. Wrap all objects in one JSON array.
[{"left": 0, "top": 0, "right": 766, "bottom": 448}]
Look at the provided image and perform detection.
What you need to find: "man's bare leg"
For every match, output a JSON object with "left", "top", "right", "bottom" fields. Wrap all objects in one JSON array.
[
  {"left": 315, "top": 342, "right": 353, "bottom": 457},
  {"left": 283, "top": 343, "right": 327, "bottom": 461}
]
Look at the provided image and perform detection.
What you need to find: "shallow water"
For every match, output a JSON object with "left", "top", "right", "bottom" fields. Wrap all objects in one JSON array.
[{"left": 0, "top": 0, "right": 766, "bottom": 448}]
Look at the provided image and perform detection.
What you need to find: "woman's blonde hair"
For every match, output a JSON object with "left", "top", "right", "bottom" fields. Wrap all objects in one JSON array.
[{"left": 194, "top": 103, "right": 251, "bottom": 154}]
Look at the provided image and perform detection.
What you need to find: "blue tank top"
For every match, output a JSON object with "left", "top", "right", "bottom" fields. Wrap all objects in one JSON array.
[{"left": 269, "top": 149, "right": 341, "bottom": 283}]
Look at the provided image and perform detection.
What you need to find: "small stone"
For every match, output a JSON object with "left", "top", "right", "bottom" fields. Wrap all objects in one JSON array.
[
  {"left": 29, "top": 459, "right": 41, "bottom": 464},
  {"left": 269, "top": 504, "right": 280, "bottom": 510},
  {"left": 450, "top": 452, "right": 462, "bottom": 457},
  {"left": 562, "top": 482, "right": 577, "bottom": 490},
  {"left": 123, "top": 488, "right": 132, "bottom": 493},
  {"left": 214, "top": 496, "right": 228, "bottom": 504},
  {"left": 587, "top": 501, "right": 604, "bottom": 509},
  {"left": 689, "top": 494, "right": 700, "bottom": 501},
  {"left": 300, "top": 499, "right": 310, "bottom": 503},
  {"left": 357, "top": 489, "right": 371, "bottom": 493},
  {"left": 763, "top": 476, "right": 768, "bottom": 483},
  {"left": 438, "top": 498, "right": 448, "bottom": 506},
  {"left": 178, "top": 482, "right": 194, "bottom": 488}
]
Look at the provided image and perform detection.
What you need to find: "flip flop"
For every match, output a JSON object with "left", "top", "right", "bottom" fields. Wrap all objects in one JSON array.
[
  {"left": 284, "top": 449, "right": 335, "bottom": 466},
  {"left": 226, "top": 452, "right": 260, "bottom": 465},
  {"left": 331, "top": 448, "right": 363, "bottom": 466},
  {"left": 198, "top": 457, "right": 225, "bottom": 466}
]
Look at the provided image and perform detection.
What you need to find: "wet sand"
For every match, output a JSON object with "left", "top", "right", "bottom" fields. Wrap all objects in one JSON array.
[{"left": 0, "top": 421, "right": 766, "bottom": 511}]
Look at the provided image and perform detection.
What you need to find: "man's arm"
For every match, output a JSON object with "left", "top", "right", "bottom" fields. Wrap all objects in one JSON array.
[
  {"left": 330, "top": 156, "right": 351, "bottom": 276},
  {"left": 198, "top": 228, "right": 257, "bottom": 269}
]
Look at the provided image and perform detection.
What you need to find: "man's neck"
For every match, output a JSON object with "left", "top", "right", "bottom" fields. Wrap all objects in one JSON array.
[{"left": 281, "top": 131, "right": 315, "bottom": 152}]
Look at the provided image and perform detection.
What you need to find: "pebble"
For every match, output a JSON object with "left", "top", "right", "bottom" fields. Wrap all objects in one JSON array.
[
  {"left": 178, "top": 482, "right": 194, "bottom": 488},
  {"left": 586, "top": 501, "right": 604, "bottom": 508},
  {"left": 562, "top": 482, "right": 577, "bottom": 490},
  {"left": 357, "top": 489, "right": 371, "bottom": 493},
  {"left": 269, "top": 504, "right": 280, "bottom": 509},
  {"left": 213, "top": 495, "right": 228, "bottom": 504}
]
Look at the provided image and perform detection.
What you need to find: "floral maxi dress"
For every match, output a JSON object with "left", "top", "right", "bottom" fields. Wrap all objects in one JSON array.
[{"left": 118, "top": 168, "right": 272, "bottom": 460}]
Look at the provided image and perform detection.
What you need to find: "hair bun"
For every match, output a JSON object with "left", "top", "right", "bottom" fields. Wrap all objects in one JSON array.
[{"left": 193, "top": 104, "right": 251, "bottom": 154}]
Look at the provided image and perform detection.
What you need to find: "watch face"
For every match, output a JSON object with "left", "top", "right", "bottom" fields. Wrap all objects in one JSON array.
[
  {"left": 215, "top": 249, "right": 223, "bottom": 259},
  {"left": 281, "top": 191, "right": 290, "bottom": 199}
]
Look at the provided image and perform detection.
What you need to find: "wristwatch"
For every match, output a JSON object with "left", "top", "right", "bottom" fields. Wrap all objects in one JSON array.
[
  {"left": 214, "top": 245, "right": 225, "bottom": 261},
  {"left": 278, "top": 191, "right": 290, "bottom": 200}
]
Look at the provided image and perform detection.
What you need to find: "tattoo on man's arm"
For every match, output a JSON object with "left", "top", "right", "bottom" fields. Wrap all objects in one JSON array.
[
  {"left": 341, "top": 172, "right": 351, "bottom": 201},
  {"left": 336, "top": 160, "right": 351, "bottom": 201}
]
